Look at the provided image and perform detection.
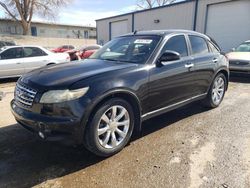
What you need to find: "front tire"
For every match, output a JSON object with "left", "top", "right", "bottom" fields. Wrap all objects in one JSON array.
[
  {"left": 203, "top": 73, "right": 227, "bottom": 108},
  {"left": 84, "top": 98, "right": 135, "bottom": 157}
]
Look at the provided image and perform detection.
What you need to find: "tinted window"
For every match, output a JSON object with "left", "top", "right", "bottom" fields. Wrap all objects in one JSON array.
[
  {"left": 68, "top": 45, "right": 74, "bottom": 49},
  {"left": 189, "top": 36, "right": 209, "bottom": 55},
  {"left": 161, "top": 35, "right": 188, "bottom": 57},
  {"left": 1, "top": 47, "right": 23, "bottom": 59},
  {"left": 23, "top": 47, "right": 47, "bottom": 57}
]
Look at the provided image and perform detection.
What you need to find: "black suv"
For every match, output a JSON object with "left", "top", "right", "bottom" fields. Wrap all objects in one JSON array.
[{"left": 11, "top": 30, "right": 229, "bottom": 157}]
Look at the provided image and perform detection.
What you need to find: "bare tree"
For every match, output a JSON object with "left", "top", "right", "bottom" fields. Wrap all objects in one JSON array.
[
  {"left": 0, "top": 0, "right": 70, "bottom": 35},
  {"left": 137, "top": 0, "right": 177, "bottom": 9}
]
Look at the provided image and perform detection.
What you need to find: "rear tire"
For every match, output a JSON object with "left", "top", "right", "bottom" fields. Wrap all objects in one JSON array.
[
  {"left": 203, "top": 73, "right": 227, "bottom": 108},
  {"left": 84, "top": 98, "right": 135, "bottom": 157}
]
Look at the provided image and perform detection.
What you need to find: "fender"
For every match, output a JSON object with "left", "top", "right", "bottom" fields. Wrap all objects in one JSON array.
[
  {"left": 80, "top": 88, "right": 143, "bottom": 140},
  {"left": 207, "top": 67, "right": 229, "bottom": 94}
]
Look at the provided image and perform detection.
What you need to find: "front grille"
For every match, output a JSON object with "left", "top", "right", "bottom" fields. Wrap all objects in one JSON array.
[
  {"left": 15, "top": 82, "right": 37, "bottom": 108},
  {"left": 229, "top": 60, "right": 249, "bottom": 66}
]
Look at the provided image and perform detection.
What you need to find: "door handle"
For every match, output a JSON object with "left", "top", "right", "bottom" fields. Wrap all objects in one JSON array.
[
  {"left": 212, "top": 58, "right": 218, "bottom": 63},
  {"left": 16, "top": 62, "right": 21, "bottom": 64},
  {"left": 185, "top": 63, "right": 194, "bottom": 68}
]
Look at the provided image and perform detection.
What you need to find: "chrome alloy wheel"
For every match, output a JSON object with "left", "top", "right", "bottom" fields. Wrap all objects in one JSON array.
[
  {"left": 97, "top": 105, "right": 130, "bottom": 149},
  {"left": 212, "top": 77, "right": 225, "bottom": 105}
]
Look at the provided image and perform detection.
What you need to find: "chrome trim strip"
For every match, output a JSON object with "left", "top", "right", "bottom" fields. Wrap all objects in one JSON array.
[
  {"left": 16, "top": 83, "right": 37, "bottom": 95},
  {"left": 141, "top": 93, "right": 207, "bottom": 118}
]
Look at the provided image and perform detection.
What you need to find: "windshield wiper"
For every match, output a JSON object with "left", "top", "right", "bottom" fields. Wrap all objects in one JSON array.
[{"left": 101, "top": 58, "right": 119, "bottom": 62}]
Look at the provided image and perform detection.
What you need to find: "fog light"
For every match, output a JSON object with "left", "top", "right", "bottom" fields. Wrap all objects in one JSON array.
[{"left": 39, "top": 132, "right": 45, "bottom": 139}]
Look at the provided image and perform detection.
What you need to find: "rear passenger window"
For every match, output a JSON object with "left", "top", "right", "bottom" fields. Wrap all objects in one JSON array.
[
  {"left": 161, "top": 35, "right": 188, "bottom": 57},
  {"left": 23, "top": 47, "right": 47, "bottom": 57},
  {"left": 189, "top": 36, "right": 209, "bottom": 55}
]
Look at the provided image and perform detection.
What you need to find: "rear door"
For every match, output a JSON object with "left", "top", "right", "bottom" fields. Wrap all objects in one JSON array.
[
  {"left": 147, "top": 34, "right": 197, "bottom": 113},
  {"left": 0, "top": 47, "right": 24, "bottom": 78},
  {"left": 22, "top": 47, "right": 49, "bottom": 73},
  {"left": 187, "top": 35, "right": 218, "bottom": 95}
]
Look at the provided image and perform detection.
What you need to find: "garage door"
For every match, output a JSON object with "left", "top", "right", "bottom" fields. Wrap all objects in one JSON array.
[
  {"left": 111, "top": 20, "right": 128, "bottom": 39},
  {"left": 206, "top": 0, "right": 250, "bottom": 52}
]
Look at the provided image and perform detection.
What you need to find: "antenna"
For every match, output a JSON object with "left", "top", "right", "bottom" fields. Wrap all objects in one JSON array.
[{"left": 133, "top": 30, "right": 137, "bottom": 35}]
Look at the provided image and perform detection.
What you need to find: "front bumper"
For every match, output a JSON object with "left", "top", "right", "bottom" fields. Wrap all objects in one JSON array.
[{"left": 11, "top": 100, "right": 83, "bottom": 142}]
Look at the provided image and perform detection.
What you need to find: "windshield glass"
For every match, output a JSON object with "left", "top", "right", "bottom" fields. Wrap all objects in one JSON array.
[
  {"left": 90, "top": 35, "right": 161, "bottom": 64},
  {"left": 236, "top": 43, "right": 250, "bottom": 52}
]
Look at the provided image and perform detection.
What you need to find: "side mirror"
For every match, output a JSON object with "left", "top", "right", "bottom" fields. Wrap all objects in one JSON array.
[
  {"left": 156, "top": 50, "right": 181, "bottom": 67},
  {"left": 231, "top": 48, "right": 235, "bottom": 52}
]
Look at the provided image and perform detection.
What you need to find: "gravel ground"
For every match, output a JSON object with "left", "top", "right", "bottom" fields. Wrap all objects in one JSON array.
[{"left": 0, "top": 75, "right": 250, "bottom": 188}]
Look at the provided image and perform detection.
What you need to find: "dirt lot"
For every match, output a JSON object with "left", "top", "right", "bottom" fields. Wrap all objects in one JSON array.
[{"left": 0, "top": 76, "right": 250, "bottom": 188}]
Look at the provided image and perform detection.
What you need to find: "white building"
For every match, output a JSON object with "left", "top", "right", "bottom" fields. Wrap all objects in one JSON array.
[
  {"left": 0, "top": 19, "right": 96, "bottom": 39},
  {"left": 96, "top": 0, "right": 250, "bottom": 52}
]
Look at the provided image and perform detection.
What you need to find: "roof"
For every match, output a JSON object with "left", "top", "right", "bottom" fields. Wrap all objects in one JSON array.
[
  {"left": 121, "top": 29, "right": 208, "bottom": 38},
  {"left": 0, "top": 19, "right": 96, "bottom": 29},
  {"left": 1, "top": 45, "right": 44, "bottom": 49},
  {"left": 96, "top": 0, "right": 194, "bottom": 21}
]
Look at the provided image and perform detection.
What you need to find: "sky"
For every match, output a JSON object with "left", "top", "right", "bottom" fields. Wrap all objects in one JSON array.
[{"left": 0, "top": 0, "right": 140, "bottom": 27}]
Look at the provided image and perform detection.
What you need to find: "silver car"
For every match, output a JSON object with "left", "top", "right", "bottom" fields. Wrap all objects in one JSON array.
[{"left": 0, "top": 45, "right": 70, "bottom": 79}]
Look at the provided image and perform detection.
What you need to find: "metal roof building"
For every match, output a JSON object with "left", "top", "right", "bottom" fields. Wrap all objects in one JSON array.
[{"left": 96, "top": 0, "right": 250, "bottom": 52}]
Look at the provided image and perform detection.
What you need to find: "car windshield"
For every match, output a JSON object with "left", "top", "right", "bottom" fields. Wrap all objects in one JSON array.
[
  {"left": 90, "top": 35, "right": 161, "bottom": 64},
  {"left": 235, "top": 43, "right": 250, "bottom": 52}
]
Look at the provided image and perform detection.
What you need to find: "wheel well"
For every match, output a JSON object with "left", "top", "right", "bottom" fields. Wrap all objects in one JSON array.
[
  {"left": 87, "top": 92, "right": 142, "bottom": 134},
  {"left": 218, "top": 70, "right": 229, "bottom": 90},
  {"left": 47, "top": 63, "right": 56, "bottom": 66}
]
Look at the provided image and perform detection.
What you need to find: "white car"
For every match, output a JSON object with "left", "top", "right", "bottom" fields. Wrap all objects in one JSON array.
[
  {"left": 226, "top": 40, "right": 250, "bottom": 73},
  {"left": 0, "top": 45, "right": 70, "bottom": 79}
]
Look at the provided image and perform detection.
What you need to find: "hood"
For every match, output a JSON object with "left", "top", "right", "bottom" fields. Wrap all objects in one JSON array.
[
  {"left": 227, "top": 52, "right": 250, "bottom": 61},
  {"left": 20, "top": 59, "right": 137, "bottom": 89}
]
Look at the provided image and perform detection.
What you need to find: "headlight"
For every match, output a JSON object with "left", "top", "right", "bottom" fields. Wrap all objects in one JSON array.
[{"left": 40, "top": 87, "right": 89, "bottom": 103}]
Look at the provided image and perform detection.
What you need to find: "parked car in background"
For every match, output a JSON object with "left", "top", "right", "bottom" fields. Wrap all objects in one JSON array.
[
  {"left": 11, "top": 30, "right": 229, "bottom": 157},
  {"left": 0, "top": 40, "right": 16, "bottom": 48},
  {"left": 227, "top": 40, "right": 250, "bottom": 73},
  {"left": 51, "top": 45, "right": 75, "bottom": 53},
  {"left": 0, "top": 45, "right": 70, "bottom": 79},
  {"left": 66, "top": 45, "right": 102, "bottom": 61},
  {"left": 79, "top": 45, "right": 102, "bottom": 59}
]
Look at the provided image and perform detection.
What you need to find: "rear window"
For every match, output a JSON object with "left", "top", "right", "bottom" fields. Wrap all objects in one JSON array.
[
  {"left": 189, "top": 36, "right": 209, "bottom": 55},
  {"left": 23, "top": 47, "right": 47, "bottom": 57}
]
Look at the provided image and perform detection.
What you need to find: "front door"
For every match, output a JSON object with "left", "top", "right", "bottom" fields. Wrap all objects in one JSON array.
[
  {"left": 0, "top": 47, "right": 24, "bottom": 78},
  {"left": 147, "top": 35, "right": 196, "bottom": 114}
]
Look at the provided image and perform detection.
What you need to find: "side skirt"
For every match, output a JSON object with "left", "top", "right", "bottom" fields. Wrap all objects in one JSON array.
[{"left": 141, "top": 93, "right": 207, "bottom": 121}]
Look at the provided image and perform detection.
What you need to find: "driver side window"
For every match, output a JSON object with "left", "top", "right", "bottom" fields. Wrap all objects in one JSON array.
[{"left": 161, "top": 35, "right": 188, "bottom": 57}]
